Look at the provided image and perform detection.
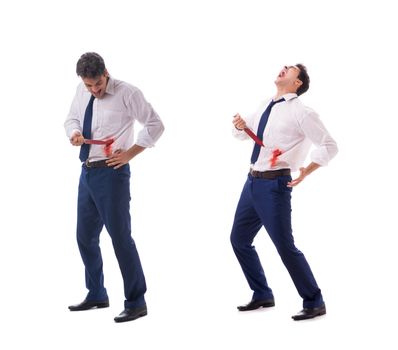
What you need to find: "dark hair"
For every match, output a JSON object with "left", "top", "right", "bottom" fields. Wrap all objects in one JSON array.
[
  {"left": 295, "top": 63, "right": 310, "bottom": 96},
  {"left": 76, "top": 52, "right": 106, "bottom": 78}
]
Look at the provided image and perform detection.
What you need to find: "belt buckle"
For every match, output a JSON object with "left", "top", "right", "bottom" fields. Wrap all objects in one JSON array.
[{"left": 85, "top": 159, "right": 91, "bottom": 168}]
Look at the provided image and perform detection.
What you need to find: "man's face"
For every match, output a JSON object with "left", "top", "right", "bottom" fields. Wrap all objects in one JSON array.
[
  {"left": 82, "top": 71, "right": 109, "bottom": 98},
  {"left": 275, "top": 65, "right": 302, "bottom": 92}
]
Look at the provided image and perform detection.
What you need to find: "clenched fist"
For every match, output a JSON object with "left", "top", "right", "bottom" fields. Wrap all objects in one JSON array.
[
  {"left": 70, "top": 132, "right": 85, "bottom": 146},
  {"left": 233, "top": 113, "right": 247, "bottom": 130}
]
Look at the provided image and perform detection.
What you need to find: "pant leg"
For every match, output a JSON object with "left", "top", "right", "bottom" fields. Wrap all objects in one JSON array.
[
  {"left": 89, "top": 165, "right": 146, "bottom": 309},
  {"left": 76, "top": 168, "right": 108, "bottom": 301},
  {"left": 230, "top": 176, "right": 274, "bottom": 300},
  {"left": 252, "top": 175, "right": 324, "bottom": 308}
]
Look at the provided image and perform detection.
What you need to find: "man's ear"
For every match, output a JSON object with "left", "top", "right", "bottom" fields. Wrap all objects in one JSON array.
[{"left": 295, "top": 79, "right": 303, "bottom": 87}]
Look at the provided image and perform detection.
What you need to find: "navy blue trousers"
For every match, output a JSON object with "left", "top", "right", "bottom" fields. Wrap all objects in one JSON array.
[
  {"left": 76, "top": 164, "right": 146, "bottom": 309},
  {"left": 230, "top": 174, "right": 324, "bottom": 308}
]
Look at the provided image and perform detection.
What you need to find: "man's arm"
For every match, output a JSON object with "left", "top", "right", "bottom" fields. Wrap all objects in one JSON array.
[
  {"left": 132, "top": 89, "right": 165, "bottom": 148},
  {"left": 106, "top": 89, "right": 164, "bottom": 169},
  {"left": 65, "top": 85, "right": 84, "bottom": 145},
  {"left": 300, "top": 107, "right": 338, "bottom": 167},
  {"left": 288, "top": 107, "right": 338, "bottom": 187}
]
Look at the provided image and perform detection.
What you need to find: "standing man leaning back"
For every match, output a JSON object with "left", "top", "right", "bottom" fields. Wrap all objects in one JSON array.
[
  {"left": 231, "top": 64, "right": 337, "bottom": 320},
  {"left": 64, "top": 52, "right": 164, "bottom": 323}
]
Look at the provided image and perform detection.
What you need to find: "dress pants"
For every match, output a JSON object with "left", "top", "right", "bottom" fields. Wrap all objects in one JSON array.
[
  {"left": 230, "top": 174, "right": 324, "bottom": 308},
  {"left": 76, "top": 164, "right": 146, "bottom": 309}
]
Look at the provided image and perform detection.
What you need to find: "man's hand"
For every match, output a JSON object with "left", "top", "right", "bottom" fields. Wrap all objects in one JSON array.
[
  {"left": 287, "top": 167, "right": 307, "bottom": 187},
  {"left": 287, "top": 162, "right": 321, "bottom": 187},
  {"left": 70, "top": 132, "right": 84, "bottom": 146},
  {"left": 106, "top": 144, "right": 146, "bottom": 169},
  {"left": 106, "top": 149, "right": 133, "bottom": 169},
  {"left": 233, "top": 114, "right": 247, "bottom": 130}
]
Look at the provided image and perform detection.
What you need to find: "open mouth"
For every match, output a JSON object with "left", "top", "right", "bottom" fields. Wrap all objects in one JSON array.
[{"left": 278, "top": 70, "right": 286, "bottom": 78}]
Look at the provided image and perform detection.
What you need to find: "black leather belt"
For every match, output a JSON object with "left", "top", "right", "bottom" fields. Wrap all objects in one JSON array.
[
  {"left": 250, "top": 168, "right": 290, "bottom": 179},
  {"left": 83, "top": 159, "right": 109, "bottom": 168}
]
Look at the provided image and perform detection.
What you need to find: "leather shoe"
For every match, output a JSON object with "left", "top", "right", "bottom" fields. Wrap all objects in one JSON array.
[
  {"left": 68, "top": 299, "right": 109, "bottom": 311},
  {"left": 114, "top": 305, "right": 148, "bottom": 323},
  {"left": 237, "top": 298, "right": 275, "bottom": 311},
  {"left": 291, "top": 304, "right": 326, "bottom": 321}
]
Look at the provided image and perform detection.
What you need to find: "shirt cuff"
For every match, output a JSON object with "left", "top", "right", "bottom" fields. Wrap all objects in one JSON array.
[
  {"left": 69, "top": 129, "right": 82, "bottom": 139},
  {"left": 232, "top": 126, "right": 248, "bottom": 140}
]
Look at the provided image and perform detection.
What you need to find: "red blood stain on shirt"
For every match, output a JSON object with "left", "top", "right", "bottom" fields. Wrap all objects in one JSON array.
[
  {"left": 270, "top": 149, "right": 282, "bottom": 167},
  {"left": 104, "top": 138, "right": 114, "bottom": 157},
  {"left": 84, "top": 138, "right": 115, "bottom": 157}
]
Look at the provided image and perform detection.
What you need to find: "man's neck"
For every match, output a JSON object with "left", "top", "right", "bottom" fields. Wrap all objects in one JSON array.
[{"left": 274, "top": 87, "right": 296, "bottom": 100}]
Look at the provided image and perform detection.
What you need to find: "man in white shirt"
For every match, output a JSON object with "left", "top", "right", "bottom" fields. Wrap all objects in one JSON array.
[
  {"left": 231, "top": 64, "right": 337, "bottom": 320},
  {"left": 65, "top": 52, "right": 164, "bottom": 323}
]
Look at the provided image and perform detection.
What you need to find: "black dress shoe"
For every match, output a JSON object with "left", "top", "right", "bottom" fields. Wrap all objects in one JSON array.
[
  {"left": 291, "top": 304, "right": 326, "bottom": 321},
  {"left": 68, "top": 299, "right": 109, "bottom": 311},
  {"left": 114, "top": 305, "right": 148, "bottom": 323},
  {"left": 237, "top": 298, "right": 275, "bottom": 311}
]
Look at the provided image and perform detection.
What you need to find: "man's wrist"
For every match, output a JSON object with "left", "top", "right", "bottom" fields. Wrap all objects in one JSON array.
[{"left": 70, "top": 129, "right": 82, "bottom": 138}]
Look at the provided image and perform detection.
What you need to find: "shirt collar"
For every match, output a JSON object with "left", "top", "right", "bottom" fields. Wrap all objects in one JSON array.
[
  {"left": 281, "top": 93, "right": 297, "bottom": 101},
  {"left": 271, "top": 93, "right": 297, "bottom": 103},
  {"left": 105, "top": 76, "right": 116, "bottom": 95}
]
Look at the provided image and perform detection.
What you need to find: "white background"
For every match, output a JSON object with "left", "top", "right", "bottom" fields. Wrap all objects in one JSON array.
[{"left": 1, "top": 0, "right": 397, "bottom": 348}]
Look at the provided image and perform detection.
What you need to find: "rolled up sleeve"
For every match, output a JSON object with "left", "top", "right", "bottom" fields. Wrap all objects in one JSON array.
[
  {"left": 300, "top": 108, "right": 338, "bottom": 166},
  {"left": 130, "top": 90, "right": 165, "bottom": 148}
]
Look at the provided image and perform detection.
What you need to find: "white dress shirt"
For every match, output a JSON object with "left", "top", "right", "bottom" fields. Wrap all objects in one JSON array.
[
  {"left": 65, "top": 76, "right": 164, "bottom": 162},
  {"left": 233, "top": 93, "right": 338, "bottom": 172}
]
